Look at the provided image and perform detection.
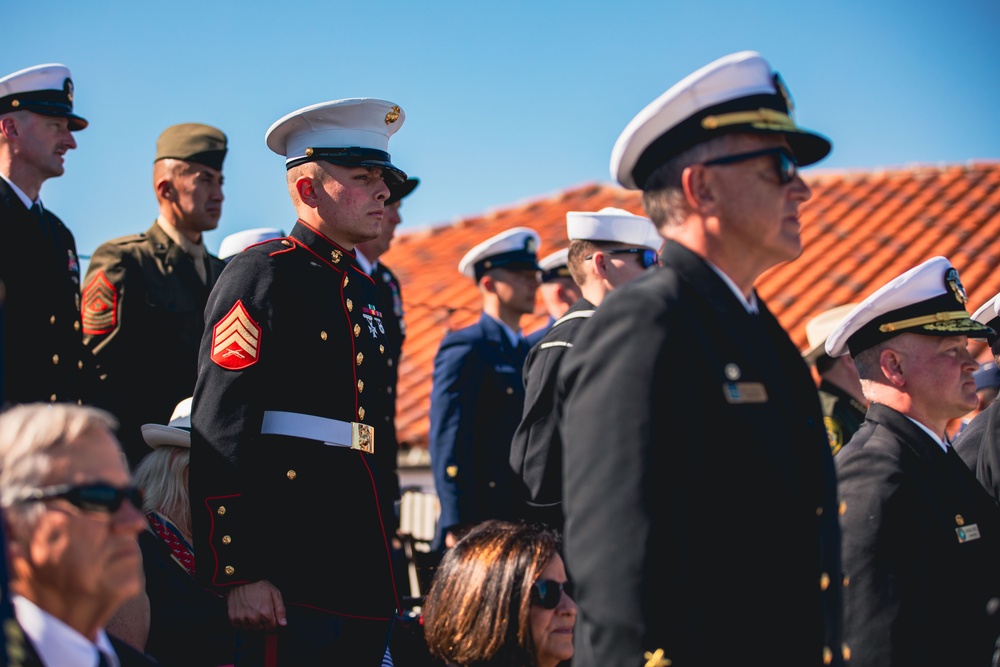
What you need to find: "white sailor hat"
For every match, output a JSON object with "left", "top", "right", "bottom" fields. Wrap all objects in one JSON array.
[
  {"left": 538, "top": 248, "right": 571, "bottom": 283},
  {"left": 458, "top": 227, "right": 541, "bottom": 280},
  {"left": 265, "top": 98, "right": 406, "bottom": 183},
  {"left": 566, "top": 207, "right": 662, "bottom": 251},
  {"left": 218, "top": 227, "right": 286, "bottom": 262},
  {"left": 0, "top": 63, "right": 87, "bottom": 130},
  {"left": 970, "top": 290, "right": 1000, "bottom": 355},
  {"left": 802, "top": 303, "right": 859, "bottom": 365},
  {"left": 825, "top": 256, "right": 995, "bottom": 358},
  {"left": 610, "top": 51, "right": 830, "bottom": 190},
  {"left": 140, "top": 397, "right": 192, "bottom": 449}
]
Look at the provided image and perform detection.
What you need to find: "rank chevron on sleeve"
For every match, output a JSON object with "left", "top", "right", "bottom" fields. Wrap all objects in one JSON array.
[{"left": 211, "top": 300, "right": 262, "bottom": 370}]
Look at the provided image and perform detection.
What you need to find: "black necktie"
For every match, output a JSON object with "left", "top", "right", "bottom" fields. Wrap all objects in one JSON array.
[
  {"left": 96, "top": 651, "right": 113, "bottom": 667},
  {"left": 30, "top": 202, "right": 55, "bottom": 244}
]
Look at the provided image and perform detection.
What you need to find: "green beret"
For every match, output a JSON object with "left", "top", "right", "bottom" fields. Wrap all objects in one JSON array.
[{"left": 155, "top": 122, "right": 227, "bottom": 170}]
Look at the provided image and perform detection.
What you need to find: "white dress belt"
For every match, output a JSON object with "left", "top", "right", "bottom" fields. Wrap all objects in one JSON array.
[{"left": 260, "top": 410, "right": 374, "bottom": 453}]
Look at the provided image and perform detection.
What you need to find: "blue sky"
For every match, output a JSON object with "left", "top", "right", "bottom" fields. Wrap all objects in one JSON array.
[{"left": 3, "top": 1, "right": 998, "bottom": 262}]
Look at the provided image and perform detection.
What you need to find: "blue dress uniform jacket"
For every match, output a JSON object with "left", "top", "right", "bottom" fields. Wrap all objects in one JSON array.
[
  {"left": 558, "top": 240, "right": 844, "bottom": 667},
  {"left": 954, "top": 396, "right": 1000, "bottom": 503},
  {"left": 82, "top": 222, "right": 225, "bottom": 468},
  {"left": 429, "top": 314, "right": 528, "bottom": 548},
  {"left": 837, "top": 402, "right": 1000, "bottom": 667},
  {"left": 369, "top": 260, "right": 405, "bottom": 506},
  {"left": 509, "top": 298, "right": 596, "bottom": 532},
  {"left": 189, "top": 220, "right": 401, "bottom": 620},
  {"left": 0, "top": 179, "right": 93, "bottom": 406}
]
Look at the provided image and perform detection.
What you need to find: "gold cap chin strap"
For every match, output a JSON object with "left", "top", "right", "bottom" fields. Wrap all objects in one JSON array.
[
  {"left": 878, "top": 311, "right": 970, "bottom": 333},
  {"left": 701, "top": 107, "right": 797, "bottom": 131}
]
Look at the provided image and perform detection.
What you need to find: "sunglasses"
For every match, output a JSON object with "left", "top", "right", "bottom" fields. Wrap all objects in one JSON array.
[
  {"left": 702, "top": 146, "right": 799, "bottom": 185},
  {"left": 531, "top": 579, "right": 574, "bottom": 609},
  {"left": 16, "top": 482, "right": 144, "bottom": 514},
  {"left": 586, "top": 248, "right": 660, "bottom": 269}
]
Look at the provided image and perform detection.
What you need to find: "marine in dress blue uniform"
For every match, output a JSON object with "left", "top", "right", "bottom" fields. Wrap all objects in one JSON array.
[
  {"left": 826, "top": 257, "right": 1000, "bottom": 667},
  {"left": 510, "top": 207, "right": 661, "bottom": 532},
  {"left": 189, "top": 98, "right": 407, "bottom": 666},
  {"left": 82, "top": 123, "right": 228, "bottom": 468},
  {"left": 0, "top": 64, "right": 93, "bottom": 407},
  {"left": 429, "top": 227, "right": 540, "bottom": 550},
  {"left": 558, "top": 52, "right": 844, "bottom": 667}
]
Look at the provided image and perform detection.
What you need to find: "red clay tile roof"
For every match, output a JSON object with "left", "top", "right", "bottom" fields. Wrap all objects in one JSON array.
[{"left": 384, "top": 161, "right": 1000, "bottom": 451}]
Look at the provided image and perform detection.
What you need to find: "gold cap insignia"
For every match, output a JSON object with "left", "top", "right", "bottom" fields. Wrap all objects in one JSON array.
[
  {"left": 305, "top": 147, "right": 314, "bottom": 157},
  {"left": 945, "top": 267, "right": 967, "bottom": 304},
  {"left": 385, "top": 105, "right": 401, "bottom": 125}
]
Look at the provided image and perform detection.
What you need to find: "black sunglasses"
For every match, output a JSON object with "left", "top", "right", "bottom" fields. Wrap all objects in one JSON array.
[
  {"left": 531, "top": 579, "right": 574, "bottom": 609},
  {"left": 702, "top": 147, "right": 799, "bottom": 185},
  {"left": 16, "top": 483, "right": 143, "bottom": 514},
  {"left": 586, "top": 248, "right": 659, "bottom": 270}
]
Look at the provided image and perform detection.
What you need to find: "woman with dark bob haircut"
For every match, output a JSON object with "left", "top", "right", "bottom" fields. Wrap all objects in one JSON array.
[{"left": 422, "top": 520, "right": 576, "bottom": 667}]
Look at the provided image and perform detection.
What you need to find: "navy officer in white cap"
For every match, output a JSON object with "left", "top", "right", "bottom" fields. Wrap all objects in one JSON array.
[
  {"left": 557, "top": 51, "right": 843, "bottom": 667},
  {"left": 827, "top": 256, "right": 1000, "bottom": 667},
  {"left": 954, "top": 290, "right": 1000, "bottom": 499},
  {"left": 0, "top": 63, "right": 94, "bottom": 408},
  {"left": 189, "top": 97, "right": 406, "bottom": 665},
  {"left": 511, "top": 207, "right": 659, "bottom": 533},
  {"left": 428, "top": 226, "right": 541, "bottom": 551}
]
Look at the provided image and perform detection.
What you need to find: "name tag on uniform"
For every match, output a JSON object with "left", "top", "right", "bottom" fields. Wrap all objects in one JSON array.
[
  {"left": 957, "top": 524, "right": 981, "bottom": 543},
  {"left": 723, "top": 382, "right": 768, "bottom": 404}
]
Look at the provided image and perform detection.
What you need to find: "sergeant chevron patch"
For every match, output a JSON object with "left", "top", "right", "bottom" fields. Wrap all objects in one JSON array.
[
  {"left": 82, "top": 270, "right": 116, "bottom": 335},
  {"left": 211, "top": 300, "right": 262, "bottom": 370}
]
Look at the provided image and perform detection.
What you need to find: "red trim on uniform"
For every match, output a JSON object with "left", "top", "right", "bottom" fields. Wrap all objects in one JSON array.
[
  {"left": 264, "top": 632, "right": 278, "bottom": 667},
  {"left": 360, "top": 453, "right": 402, "bottom": 615},
  {"left": 203, "top": 494, "right": 251, "bottom": 588},
  {"left": 288, "top": 602, "right": 393, "bottom": 621},
  {"left": 210, "top": 301, "right": 262, "bottom": 370},
  {"left": 81, "top": 270, "right": 117, "bottom": 335}
]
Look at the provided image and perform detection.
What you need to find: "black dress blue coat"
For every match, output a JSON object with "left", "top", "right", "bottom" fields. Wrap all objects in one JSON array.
[{"left": 558, "top": 240, "right": 843, "bottom": 667}]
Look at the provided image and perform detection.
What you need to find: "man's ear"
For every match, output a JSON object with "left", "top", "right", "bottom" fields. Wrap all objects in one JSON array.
[
  {"left": 681, "top": 164, "right": 717, "bottom": 214},
  {"left": 479, "top": 274, "right": 497, "bottom": 295},
  {"left": 296, "top": 176, "right": 318, "bottom": 208},
  {"left": 154, "top": 177, "right": 173, "bottom": 201},
  {"left": 879, "top": 347, "right": 907, "bottom": 387},
  {"left": 591, "top": 251, "right": 610, "bottom": 281},
  {"left": 0, "top": 116, "right": 17, "bottom": 140}
]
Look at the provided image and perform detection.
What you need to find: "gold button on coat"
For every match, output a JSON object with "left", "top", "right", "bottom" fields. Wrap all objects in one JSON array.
[
  {"left": 320, "top": 331, "right": 328, "bottom": 340},
  {"left": 287, "top": 470, "right": 296, "bottom": 480},
  {"left": 506, "top": 387, "right": 513, "bottom": 395},
  {"left": 217, "top": 505, "right": 227, "bottom": 515},
  {"left": 358, "top": 407, "right": 365, "bottom": 420},
  {"left": 356, "top": 353, "right": 364, "bottom": 365},
  {"left": 222, "top": 535, "right": 232, "bottom": 545},
  {"left": 819, "top": 573, "right": 830, "bottom": 590},
  {"left": 354, "top": 324, "right": 360, "bottom": 337},
  {"left": 225, "top": 566, "right": 235, "bottom": 576},
  {"left": 52, "top": 354, "right": 59, "bottom": 365},
  {"left": 358, "top": 380, "right": 364, "bottom": 393}
]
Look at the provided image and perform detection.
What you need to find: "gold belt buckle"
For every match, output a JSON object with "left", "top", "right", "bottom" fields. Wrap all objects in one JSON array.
[{"left": 351, "top": 422, "right": 375, "bottom": 454}]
